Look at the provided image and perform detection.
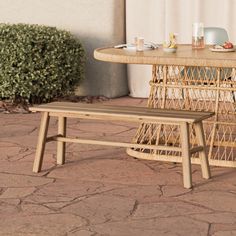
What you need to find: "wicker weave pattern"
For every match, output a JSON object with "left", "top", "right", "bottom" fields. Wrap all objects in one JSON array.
[{"left": 129, "top": 65, "right": 236, "bottom": 167}]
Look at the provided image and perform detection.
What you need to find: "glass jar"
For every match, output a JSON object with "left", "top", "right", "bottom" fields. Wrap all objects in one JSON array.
[
  {"left": 192, "top": 23, "right": 205, "bottom": 49},
  {"left": 136, "top": 37, "right": 144, "bottom": 51}
]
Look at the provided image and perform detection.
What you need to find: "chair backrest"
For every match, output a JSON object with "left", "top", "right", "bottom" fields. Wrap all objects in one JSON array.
[{"left": 204, "top": 27, "right": 229, "bottom": 45}]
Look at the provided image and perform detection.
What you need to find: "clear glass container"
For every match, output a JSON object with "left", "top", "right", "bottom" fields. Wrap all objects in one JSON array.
[
  {"left": 136, "top": 37, "right": 144, "bottom": 51},
  {"left": 192, "top": 23, "right": 205, "bottom": 49}
]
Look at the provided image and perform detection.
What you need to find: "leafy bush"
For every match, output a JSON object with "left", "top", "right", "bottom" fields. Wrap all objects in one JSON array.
[{"left": 0, "top": 23, "right": 85, "bottom": 103}]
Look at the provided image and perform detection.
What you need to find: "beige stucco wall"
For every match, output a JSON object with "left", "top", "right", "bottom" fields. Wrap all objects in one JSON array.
[{"left": 0, "top": 0, "right": 128, "bottom": 98}]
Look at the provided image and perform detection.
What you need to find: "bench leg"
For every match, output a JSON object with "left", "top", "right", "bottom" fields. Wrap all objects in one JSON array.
[
  {"left": 180, "top": 122, "right": 192, "bottom": 189},
  {"left": 57, "top": 116, "right": 67, "bottom": 165},
  {"left": 194, "top": 122, "right": 211, "bottom": 179},
  {"left": 33, "top": 112, "right": 50, "bottom": 173}
]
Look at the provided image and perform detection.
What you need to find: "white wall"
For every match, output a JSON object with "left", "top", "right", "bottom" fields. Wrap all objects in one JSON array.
[
  {"left": 126, "top": 0, "right": 236, "bottom": 97},
  {"left": 0, "top": 0, "right": 128, "bottom": 98}
]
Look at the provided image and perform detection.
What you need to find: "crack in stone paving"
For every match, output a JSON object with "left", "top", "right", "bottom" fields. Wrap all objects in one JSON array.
[
  {"left": 16, "top": 199, "right": 23, "bottom": 213},
  {"left": 62, "top": 154, "right": 124, "bottom": 165},
  {"left": 25, "top": 201, "right": 60, "bottom": 213},
  {"left": 187, "top": 214, "right": 226, "bottom": 233},
  {"left": 209, "top": 225, "right": 236, "bottom": 236},
  {"left": 0, "top": 171, "right": 54, "bottom": 181},
  {"left": 68, "top": 227, "right": 98, "bottom": 236},
  {"left": 159, "top": 185, "right": 164, "bottom": 197},
  {"left": 129, "top": 200, "right": 139, "bottom": 217},
  {"left": 19, "top": 147, "right": 31, "bottom": 154},
  {"left": 67, "top": 124, "right": 135, "bottom": 137},
  {"left": 0, "top": 188, "right": 5, "bottom": 195},
  {"left": 57, "top": 187, "right": 126, "bottom": 210},
  {"left": 142, "top": 162, "right": 160, "bottom": 172},
  {"left": 110, "top": 127, "right": 136, "bottom": 136},
  {"left": 7, "top": 151, "right": 35, "bottom": 162},
  {"left": 27, "top": 126, "right": 38, "bottom": 135},
  {"left": 167, "top": 191, "right": 193, "bottom": 198},
  {"left": 24, "top": 185, "right": 117, "bottom": 212},
  {"left": 0, "top": 141, "right": 23, "bottom": 148},
  {"left": 177, "top": 199, "right": 216, "bottom": 213},
  {"left": 68, "top": 146, "right": 112, "bottom": 153},
  {"left": 108, "top": 121, "right": 137, "bottom": 128},
  {"left": 45, "top": 196, "right": 88, "bottom": 210},
  {"left": 85, "top": 214, "right": 206, "bottom": 226}
]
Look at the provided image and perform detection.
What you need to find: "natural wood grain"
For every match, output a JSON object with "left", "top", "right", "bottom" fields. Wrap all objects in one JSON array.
[
  {"left": 47, "top": 135, "right": 182, "bottom": 152},
  {"left": 29, "top": 102, "right": 214, "bottom": 124},
  {"left": 31, "top": 102, "right": 214, "bottom": 188},
  {"left": 57, "top": 116, "right": 66, "bottom": 165},
  {"left": 33, "top": 112, "right": 50, "bottom": 173},
  {"left": 194, "top": 122, "right": 211, "bottom": 179},
  {"left": 94, "top": 45, "right": 236, "bottom": 68},
  {"left": 180, "top": 122, "right": 192, "bottom": 189}
]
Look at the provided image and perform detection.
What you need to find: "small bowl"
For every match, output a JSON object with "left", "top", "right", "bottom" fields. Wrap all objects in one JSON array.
[{"left": 163, "top": 47, "right": 177, "bottom": 53}]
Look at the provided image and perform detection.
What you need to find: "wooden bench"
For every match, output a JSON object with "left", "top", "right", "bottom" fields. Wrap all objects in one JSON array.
[{"left": 30, "top": 102, "right": 214, "bottom": 188}]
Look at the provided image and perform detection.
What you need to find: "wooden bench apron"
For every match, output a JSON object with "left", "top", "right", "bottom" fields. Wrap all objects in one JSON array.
[{"left": 30, "top": 102, "right": 214, "bottom": 188}]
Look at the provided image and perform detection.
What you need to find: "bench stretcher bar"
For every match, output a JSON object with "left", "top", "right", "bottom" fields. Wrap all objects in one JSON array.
[{"left": 46, "top": 135, "right": 203, "bottom": 154}]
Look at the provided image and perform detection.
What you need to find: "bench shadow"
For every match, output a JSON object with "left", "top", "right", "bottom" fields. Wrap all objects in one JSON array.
[{"left": 193, "top": 168, "right": 236, "bottom": 188}]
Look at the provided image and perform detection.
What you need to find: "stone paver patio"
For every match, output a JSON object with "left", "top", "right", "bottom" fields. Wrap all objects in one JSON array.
[{"left": 0, "top": 97, "right": 236, "bottom": 236}]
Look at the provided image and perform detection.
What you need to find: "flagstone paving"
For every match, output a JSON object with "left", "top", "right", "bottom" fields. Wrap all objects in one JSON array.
[{"left": 0, "top": 97, "right": 235, "bottom": 236}]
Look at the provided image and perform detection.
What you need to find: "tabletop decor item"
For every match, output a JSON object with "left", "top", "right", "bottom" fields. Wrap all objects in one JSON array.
[
  {"left": 192, "top": 22, "right": 205, "bottom": 49},
  {"left": 163, "top": 33, "right": 177, "bottom": 52},
  {"left": 114, "top": 40, "right": 158, "bottom": 51},
  {"left": 136, "top": 37, "right": 144, "bottom": 51},
  {"left": 210, "top": 41, "right": 235, "bottom": 52}
]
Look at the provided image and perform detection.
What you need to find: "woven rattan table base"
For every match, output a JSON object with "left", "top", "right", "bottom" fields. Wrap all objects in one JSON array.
[{"left": 127, "top": 65, "right": 236, "bottom": 167}]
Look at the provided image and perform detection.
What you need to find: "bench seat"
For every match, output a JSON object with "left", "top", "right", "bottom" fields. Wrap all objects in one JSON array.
[
  {"left": 30, "top": 102, "right": 214, "bottom": 188},
  {"left": 31, "top": 102, "right": 213, "bottom": 123}
]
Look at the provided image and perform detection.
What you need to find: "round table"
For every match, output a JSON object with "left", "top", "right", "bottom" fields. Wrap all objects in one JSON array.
[{"left": 94, "top": 45, "right": 236, "bottom": 167}]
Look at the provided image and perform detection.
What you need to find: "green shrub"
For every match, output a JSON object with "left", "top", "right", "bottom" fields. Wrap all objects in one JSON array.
[{"left": 0, "top": 23, "right": 85, "bottom": 103}]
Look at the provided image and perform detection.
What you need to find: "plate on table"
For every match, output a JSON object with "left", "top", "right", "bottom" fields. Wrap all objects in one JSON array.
[
  {"left": 123, "top": 45, "right": 153, "bottom": 51},
  {"left": 114, "top": 43, "right": 158, "bottom": 51},
  {"left": 209, "top": 47, "right": 235, "bottom": 52},
  {"left": 163, "top": 47, "right": 177, "bottom": 53}
]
